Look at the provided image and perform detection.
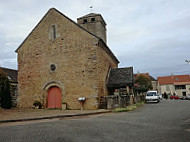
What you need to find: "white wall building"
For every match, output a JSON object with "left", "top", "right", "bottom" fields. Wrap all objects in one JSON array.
[{"left": 157, "top": 75, "right": 190, "bottom": 97}]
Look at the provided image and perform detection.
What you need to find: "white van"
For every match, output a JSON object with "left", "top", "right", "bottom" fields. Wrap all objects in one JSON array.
[{"left": 145, "top": 91, "right": 159, "bottom": 103}]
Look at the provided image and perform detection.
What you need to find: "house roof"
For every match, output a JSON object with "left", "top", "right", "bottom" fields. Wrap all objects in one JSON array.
[
  {"left": 0, "top": 67, "right": 18, "bottom": 83},
  {"left": 157, "top": 75, "right": 190, "bottom": 85},
  {"left": 15, "top": 8, "right": 119, "bottom": 63},
  {"left": 107, "top": 67, "right": 134, "bottom": 88},
  {"left": 134, "top": 73, "right": 156, "bottom": 81},
  {"left": 149, "top": 75, "right": 157, "bottom": 81}
]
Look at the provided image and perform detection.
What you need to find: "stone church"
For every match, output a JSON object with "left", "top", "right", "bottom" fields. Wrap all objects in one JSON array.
[{"left": 16, "top": 8, "right": 132, "bottom": 109}]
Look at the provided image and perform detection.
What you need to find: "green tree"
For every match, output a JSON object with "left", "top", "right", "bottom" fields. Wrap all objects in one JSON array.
[
  {"left": 0, "top": 72, "right": 12, "bottom": 109},
  {"left": 134, "top": 75, "right": 153, "bottom": 95}
]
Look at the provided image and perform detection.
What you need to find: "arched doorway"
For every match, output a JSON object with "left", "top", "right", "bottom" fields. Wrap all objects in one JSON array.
[{"left": 47, "top": 86, "right": 62, "bottom": 108}]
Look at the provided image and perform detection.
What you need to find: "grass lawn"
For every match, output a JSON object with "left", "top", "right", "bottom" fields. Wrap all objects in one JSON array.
[{"left": 112, "top": 102, "right": 144, "bottom": 112}]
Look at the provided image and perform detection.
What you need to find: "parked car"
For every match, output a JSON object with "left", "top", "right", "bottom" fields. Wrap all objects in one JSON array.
[
  {"left": 145, "top": 91, "right": 159, "bottom": 103},
  {"left": 187, "top": 94, "right": 190, "bottom": 100},
  {"left": 158, "top": 94, "right": 162, "bottom": 100},
  {"left": 180, "top": 96, "right": 187, "bottom": 100},
  {"left": 180, "top": 95, "right": 190, "bottom": 100},
  {"left": 170, "top": 95, "right": 180, "bottom": 100}
]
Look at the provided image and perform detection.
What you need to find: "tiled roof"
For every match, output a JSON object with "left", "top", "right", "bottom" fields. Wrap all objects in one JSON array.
[
  {"left": 149, "top": 75, "right": 157, "bottom": 81},
  {"left": 157, "top": 75, "right": 190, "bottom": 85},
  {"left": 0, "top": 67, "right": 18, "bottom": 83},
  {"left": 134, "top": 73, "right": 156, "bottom": 81},
  {"left": 107, "top": 67, "right": 134, "bottom": 88}
]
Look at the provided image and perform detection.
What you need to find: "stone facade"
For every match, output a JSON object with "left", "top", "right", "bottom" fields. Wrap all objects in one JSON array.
[{"left": 16, "top": 8, "right": 119, "bottom": 109}]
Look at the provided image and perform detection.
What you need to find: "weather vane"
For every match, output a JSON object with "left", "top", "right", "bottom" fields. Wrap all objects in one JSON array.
[
  {"left": 185, "top": 60, "right": 190, "bottom": 64},
  {"left": 90, "top": 6, "right": 93, "bottom": 12}
]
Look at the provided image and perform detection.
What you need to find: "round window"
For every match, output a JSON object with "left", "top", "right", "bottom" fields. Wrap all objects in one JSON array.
[{"left": 50, "top": 64, "right": 56, "bottom": 71}]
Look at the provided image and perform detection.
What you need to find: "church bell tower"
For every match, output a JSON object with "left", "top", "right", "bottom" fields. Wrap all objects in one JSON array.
[{"left": 77, "top": 13, "right": 107, "bottom": 44}]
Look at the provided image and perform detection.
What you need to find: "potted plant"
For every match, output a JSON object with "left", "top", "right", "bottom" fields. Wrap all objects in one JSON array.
[{"left": 33, "top": 100, "right": 42, "bottom": 109}]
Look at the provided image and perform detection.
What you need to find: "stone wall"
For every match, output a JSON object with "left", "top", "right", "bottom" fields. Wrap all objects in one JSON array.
[
  {"left": 107, "top": 95, "right": 145, "bottom": 109},
  {"left": 96, "top": 42, "right": 118, "bottom": 104},
  {"left": 10, "top": 83, "right": 18, "bottom": 107}
]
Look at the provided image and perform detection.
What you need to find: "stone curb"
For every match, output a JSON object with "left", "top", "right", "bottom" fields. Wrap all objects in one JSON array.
[{"left": 0, "top": 110, "right": 111, "bottom": 124}]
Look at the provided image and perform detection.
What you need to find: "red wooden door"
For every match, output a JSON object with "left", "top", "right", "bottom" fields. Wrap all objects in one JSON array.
[{"left": 48, "top": 87, "right": 62, "bottom": 108}]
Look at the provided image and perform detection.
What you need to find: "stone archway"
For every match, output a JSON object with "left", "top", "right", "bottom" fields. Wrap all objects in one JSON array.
[
  {"left": 47, "top": 86, "right": 62, "bottom": 108},
  {"left": 43, "top": 81, "right": 64, "bottom": 108}
]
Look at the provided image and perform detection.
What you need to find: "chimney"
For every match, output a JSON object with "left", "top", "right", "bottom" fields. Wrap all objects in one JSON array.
[{"left": 171, "top": 73, "right": 174, "bottom": 78}]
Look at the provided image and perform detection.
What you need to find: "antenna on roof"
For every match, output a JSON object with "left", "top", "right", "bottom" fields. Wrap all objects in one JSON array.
[{"left": 90, "top": 6, "right": 93, "bottom": 12}]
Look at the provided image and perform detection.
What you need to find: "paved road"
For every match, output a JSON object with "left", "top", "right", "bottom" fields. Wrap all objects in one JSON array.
[{"left": 0, "top": 100, "right": 190, "bottom": 142}]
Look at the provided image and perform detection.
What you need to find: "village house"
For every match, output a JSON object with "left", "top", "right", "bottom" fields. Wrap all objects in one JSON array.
[
  {"left": 15, "top": 8, "right": 133, "bottom": 109},
  {"left": 0, "top": 67, "right": 18, "bottom": 107},
  {"left": 157, "top": 74, "right": 190, "bottom": 97}
]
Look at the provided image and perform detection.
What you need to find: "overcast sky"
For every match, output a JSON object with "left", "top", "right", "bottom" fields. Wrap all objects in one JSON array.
[{"left": 0, "top": 0, "right": 190, "bottom": 78}]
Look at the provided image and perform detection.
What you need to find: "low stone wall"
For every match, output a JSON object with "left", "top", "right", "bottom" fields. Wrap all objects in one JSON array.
[
  {"left": 107, "top": 95, "right": 145, "bottom": 109},
  {"left": 133, "top": 95, "right": 145, "bottom": 104},
  {"left": 10, "top": 85, "right": 18, "bottom": 108}
]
